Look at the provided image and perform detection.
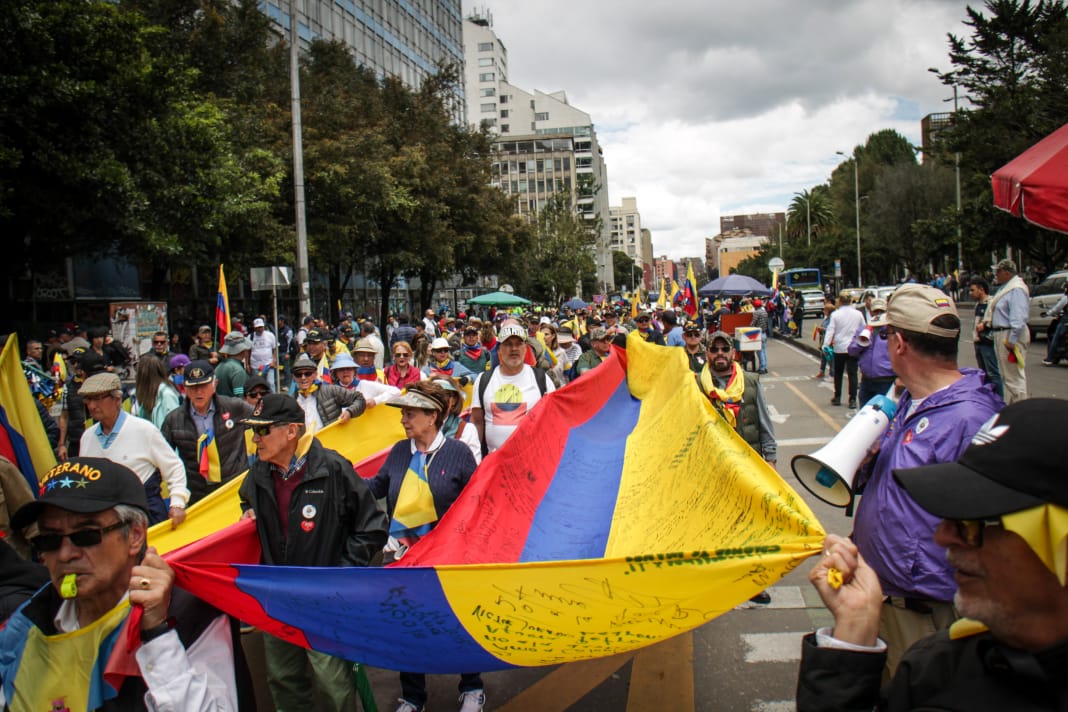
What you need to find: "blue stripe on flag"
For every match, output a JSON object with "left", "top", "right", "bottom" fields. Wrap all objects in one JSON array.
[{"left": 0, "top": 405, "right": 40, "bottom": 494}]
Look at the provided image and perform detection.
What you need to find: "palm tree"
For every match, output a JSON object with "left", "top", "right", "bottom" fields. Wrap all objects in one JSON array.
[{"left": 787, "top": 187, "right": 833, "bottom": 244}]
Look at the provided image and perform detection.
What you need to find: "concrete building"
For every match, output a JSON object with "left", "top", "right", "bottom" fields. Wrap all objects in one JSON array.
[
  {"left": 707, "top": 229, "right": 769, "bottom": 278},
  {"left": 610, "top": 198, "right": 651, "bottom": 290},
  {"left": 469, "top": 13, "right": 614, "bottom": 292},
  {"left": 259, "top": 0, "right": 466, "bottom": 117},
  {"left": 719, "top": 213, "right": 785, "bottom": 243}
]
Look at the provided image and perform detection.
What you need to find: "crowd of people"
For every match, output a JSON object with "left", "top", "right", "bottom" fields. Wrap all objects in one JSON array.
[{"left": 3, "top": 270, "right": 1065, "bottom": 710}]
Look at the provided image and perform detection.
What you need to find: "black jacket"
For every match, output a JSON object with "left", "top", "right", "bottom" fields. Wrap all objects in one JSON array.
[
  {"left": 161, "top": 396, "right": 254, "bottom": 504},
  {"left": 306, "top": 382, "right": 366, "bottom": 428},
  {"left": 797, "top": 629, "right": 1068, "bottom": 711},
  {"left": 239, "top": 439, "right": 387, "bottom": 567}
]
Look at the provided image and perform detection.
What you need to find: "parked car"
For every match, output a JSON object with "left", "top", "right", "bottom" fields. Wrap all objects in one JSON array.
[
  {"left": 1028, "top": 270, "right": 1068, "bottom": 339},
  {"left": 799, "top": 289, "right": 825, "bottom": 317}
]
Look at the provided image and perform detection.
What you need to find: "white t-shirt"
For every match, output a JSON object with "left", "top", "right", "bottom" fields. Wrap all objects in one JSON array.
[
  {"left": 250, "top": 329, "right": 277, "bottom": 370},
  {"left": 472, "top": 366, "right": 555, "bottom": 452}
]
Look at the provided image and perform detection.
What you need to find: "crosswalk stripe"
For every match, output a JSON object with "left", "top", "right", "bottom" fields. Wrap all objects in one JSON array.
[
  {"left": 776, "top": 436, "right": 832, "bottom": 448},
  {"left": 741, "top": 632, "right": 805, "bottom": 663}
]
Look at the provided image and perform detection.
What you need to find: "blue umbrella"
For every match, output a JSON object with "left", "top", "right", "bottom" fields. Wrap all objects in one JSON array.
[
  {"left": 697, "top": 274, "right": 773, "bottom": 297},
  {"left": 562, "top": 297, "right": 588, "bottom": 310}
]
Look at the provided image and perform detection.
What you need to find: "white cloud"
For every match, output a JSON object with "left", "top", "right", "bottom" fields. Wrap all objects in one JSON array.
[{"left": 471, "top": 0, "right": 972, "bottom": 259}]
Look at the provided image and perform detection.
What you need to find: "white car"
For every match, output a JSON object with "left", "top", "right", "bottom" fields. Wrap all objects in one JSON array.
[
  {"left": 798, "top": 289, "right": 825, "bottom": 317},
  {"left": 1028, "top": 270, "right": 1068, "bottom": 339}
]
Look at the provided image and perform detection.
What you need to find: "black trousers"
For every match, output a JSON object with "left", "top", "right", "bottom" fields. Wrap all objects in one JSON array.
[{"left": 833, "top": 353, "right": 858, "bottom": 403}]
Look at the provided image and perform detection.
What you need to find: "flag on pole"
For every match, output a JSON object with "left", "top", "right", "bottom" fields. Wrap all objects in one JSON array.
[
  {"left": 657, "top": 278, "right": 667, "bottom": 308},
  {"left": 0, "top": 335, "right": 56, "bottom": 492},
  {"left": 669, "top": 279, "right": 681, "bottom": 306},
  {"left": 682, "top": 263, "right": 699, "bottom": 318},
  {"left": 215, "top": 265, "right": 231, "bottom": 338}
]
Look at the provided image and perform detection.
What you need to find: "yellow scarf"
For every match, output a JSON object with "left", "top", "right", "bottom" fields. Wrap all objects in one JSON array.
[{"left": 698, "top": 362, "right": 746, "bottom": 428}]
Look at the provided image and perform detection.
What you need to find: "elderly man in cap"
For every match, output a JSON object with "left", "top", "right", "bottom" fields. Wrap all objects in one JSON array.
[
  {"left": 457, "top": 323, "right": 490, "bottom": 374},
  {"left": 214, "top": 331, "right": 252, "bottom": 398},
  {"left": 188, "top": 325, "right": 218, "bottom": 365},
  {"left": 799, "top": 398, "right": 1068, "bottom": 711},
  {"left": 161, "top": 360, "right": 254, "bottom": 505},
  {"left": 575, "top": 326, "right": 613, "bottom": 376},
  {"left": 359, "top": 319, "right": 386, "bottom": 369},
  {"left": 352, "top": 338, "right": 388, "bottom": 383},
  {"left": 249, "top": 317, "right": 277, "bottom": 384},
  {"left": 979, "top": 258, "right": 1030, "bottom": 404},
  {"left": 1, "top": 458, "right": 252, "bottom": 710},
  {"left": 471, "top": 321, "right": 554, "bottom": 455},
  {"left": 422, "top": 337, "right": 475, "bottom": 382},
  {"left": 78, "top": 372, "right": 189, "bottom": 527},
  {"left": 848, "top": 284, "right": 1004, "bottom": 681},
  {"left": 239, "top": 394, "right": 387, "bottom": 712},
  {"left": 290, "top": 354, "right": 367, "bottom": 432},
  {"left": 682, "top": 321, "right": 707, "bottom": 373}
]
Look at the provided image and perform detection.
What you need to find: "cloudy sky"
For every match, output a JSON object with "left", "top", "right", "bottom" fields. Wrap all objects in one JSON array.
[{"left": 467, "top": 0, "right": 974, "bottom": 261}]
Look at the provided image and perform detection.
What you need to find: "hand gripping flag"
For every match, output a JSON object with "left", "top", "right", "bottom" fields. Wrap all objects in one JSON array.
[{"left": 164, "top": 334, "right": 825, "bottom": 673}]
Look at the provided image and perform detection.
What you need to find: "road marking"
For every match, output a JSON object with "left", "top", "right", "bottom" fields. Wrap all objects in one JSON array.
[
  {"left": 495, "top": 650, "right": 637, "bottom": 711},
  {"left": 741, "top": 632, "right": 805, "bottom": 663},
  {"left": 767, "top": 404, "right": 789, "bottom": 424},
  {"left": 753, "top": 701, "right": 796, "bottom": 712},
  {"left": 781, "top": 380, "right": 842, "bottom": 433},
  {"left": 777, "top": 436, "right": 833, "bottom": 448},
  {"left": 760, "top": 375, "right": 821, "bottom": 383},
  {"left": 627, "top": 632, "right": 694, "bottom": 712}
]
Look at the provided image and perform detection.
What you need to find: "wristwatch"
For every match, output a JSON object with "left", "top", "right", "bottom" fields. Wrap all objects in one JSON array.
[{"left": 140, "top": 620, "right": 173, "bottom": 643}]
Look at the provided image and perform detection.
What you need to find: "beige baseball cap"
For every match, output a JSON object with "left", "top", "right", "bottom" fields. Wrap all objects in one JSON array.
[{"left": 869, "top": 284, "right": 958, "bottom": 337}]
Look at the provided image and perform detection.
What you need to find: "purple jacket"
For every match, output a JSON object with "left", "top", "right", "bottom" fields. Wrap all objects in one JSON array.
[
  {"left": 847, "top": 324, "right": 894, "bottom": 378},
  {"left": 853, "top": 369, "right": 1003, "bottom": 601}
]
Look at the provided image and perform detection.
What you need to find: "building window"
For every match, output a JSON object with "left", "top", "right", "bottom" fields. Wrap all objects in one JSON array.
[
  {"left": 501, "top": 124, "right": 509, "bottom": 132},
  {"left": 478, "top": 57, "right": 494, "bottom": 67},
  {"left": 479, "top": 72, "right": 495, "bottom": 82},
  {"left": 480, "top": 103, "right": 496, "bottom": 112},
  {"left": 480, "top": 88, "right": 494, "bottom": 97},
  {"left": 500, "top": 109, "right": 509, "bottom": 118},
  {"left": 499, "top": 95, "right": 508, "bottom": 104},
  {"left": 534, "top": 111, "right": 549, "bottom": 121},
  {"left": 478, "top": 42, "right": 493, "bottom": 51}
]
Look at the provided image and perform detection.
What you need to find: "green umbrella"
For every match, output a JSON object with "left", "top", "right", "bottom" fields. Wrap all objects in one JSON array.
[{"left": 467, "top": 291, "right": 532, "bottom": 307}]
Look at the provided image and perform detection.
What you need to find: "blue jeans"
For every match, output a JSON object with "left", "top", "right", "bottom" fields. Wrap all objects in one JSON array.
[
  {"left": 1046, "top": 319, "right": 1068, "bottom": 362},
  {"left": 975, "top": 341, "right": 1003, "bottom": 398},
  {"left": 757, "top": 339, "right": 767, "bottom": 371},
  {"left": 400, "top": 671, "right": 483, "bottom": 708}
]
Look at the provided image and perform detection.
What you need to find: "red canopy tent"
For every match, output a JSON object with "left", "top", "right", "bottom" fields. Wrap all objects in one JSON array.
[{"left": 991, "top": 122, "right": 1068, "bottom": 234}]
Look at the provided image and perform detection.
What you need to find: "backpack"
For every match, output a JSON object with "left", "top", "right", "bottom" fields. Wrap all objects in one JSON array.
[{"left": 476, "top": 365, "right": 548, "bottom": 457}]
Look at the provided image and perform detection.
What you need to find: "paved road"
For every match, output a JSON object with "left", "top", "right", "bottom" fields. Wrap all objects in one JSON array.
[{"left": 250, "top": 318, "right": 1065, "bottom": 711}]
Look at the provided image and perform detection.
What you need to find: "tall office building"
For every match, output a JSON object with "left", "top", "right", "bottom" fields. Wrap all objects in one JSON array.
[
  {"left": 259, "top": 0, "right": 466, "bottom": 118},
  {"left": 610, "top": 198, "right": 651, "bottom": 291},
  {"left": 465, "top": 14, "right": 614, "bottom": 291}
]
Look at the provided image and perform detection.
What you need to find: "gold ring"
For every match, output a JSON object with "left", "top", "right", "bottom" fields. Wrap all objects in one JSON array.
[{"left": 139, "top": 577, "right": 151, "bottom": 589}]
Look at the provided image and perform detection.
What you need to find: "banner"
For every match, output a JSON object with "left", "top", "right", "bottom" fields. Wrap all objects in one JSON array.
[{"left": 165, "top": 335, "right": 825, "bottom": 672}]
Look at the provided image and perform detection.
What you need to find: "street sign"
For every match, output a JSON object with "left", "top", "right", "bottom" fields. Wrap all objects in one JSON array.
[
  {"left": 834, "top": 259, "right": 842, "bottom": 278},
  {"left": 767, "top": 257, "right": 785, "bottom": 273}
]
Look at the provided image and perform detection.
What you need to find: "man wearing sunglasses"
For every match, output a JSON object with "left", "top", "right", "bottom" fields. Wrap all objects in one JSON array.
[
  {"left": 290, "top": 353, "right": 366, "bottom": 432},
  {"left": 239, "top": 394, "right": 387, "bottom": 712},
  {"left": 799, "top": 399, "right": 1068, "bottom": 710},
  {"left": 846, "top": 283, "right": 1004, "bottom": 681},
  {"left": 2, "top": 457, "right": 252, "bottom": 710},
  {"left": 161, "top": 360, "right": 254, "bottom": 505}
]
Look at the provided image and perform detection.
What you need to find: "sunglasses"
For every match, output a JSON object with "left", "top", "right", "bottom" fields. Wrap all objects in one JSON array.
[
  {"left": 32, "top": 520, "right": 126, "bottom": 552},
  {"left": 879, "top": 326, "right": 895, "bottom": 340},
  {"left": 431, "top": 348, "right": 450, "bottom": 353},
  {"left": 684, "top": 331, "right": 701, "bottom": 336},
  {"left": 293, "top": 370, "right": 316, "bottom": 378},
  {"left": 247, "top": 390, "right": 268, "bottom": 400},
  {"left": 393, "top": 352, "right": 410, "bottom": 358},
  {"left": 152, "top": 340, "right": 167, "bottom": 345},
  {"left": 954, "top": 518, "right": 1001, "bottom": 547},
  {"left": 636, "top": 318, "right": 650, "bottom": 323},
  {"left": 251, "top": 423, "right": 287, "bottom": 437},
  {"left": 709, "top": 346, "right": 732, "bottom": 353}
]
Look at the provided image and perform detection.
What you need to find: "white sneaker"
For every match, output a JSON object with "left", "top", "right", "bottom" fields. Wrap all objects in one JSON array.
[
  {"left": 458, "top": 689, "right": 485, "bottom": 712},
  {"left": 395, "top": 700, "right": 423, "bottom": 712}
]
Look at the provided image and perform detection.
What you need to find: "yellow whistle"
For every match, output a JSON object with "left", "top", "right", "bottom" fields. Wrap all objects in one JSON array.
[
  {"left": 827, "top": 568, "right": 844, "bottom": 590},
  {"left": 60, "top": 573, "right": 78, "bottom": 599}
]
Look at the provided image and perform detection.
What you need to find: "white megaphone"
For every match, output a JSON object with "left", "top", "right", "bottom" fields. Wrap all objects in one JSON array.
[
  {"left": 791, "top": 390, "right": 899, "bottom": 507},
  {"left": 855, "top": 325, "right": 874, "bottom": 348}
]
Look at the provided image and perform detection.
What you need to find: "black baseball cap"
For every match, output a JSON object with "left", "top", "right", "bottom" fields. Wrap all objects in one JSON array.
[
  {"left": 242, "top": 393, "right": 305, "bottom": 426},
  {"left": 12, "top": 458, "right": 149, "bottom": 530},
  {"left": 185, "top": 360, "right": 215, "bottom": 386},
  {"left": 894, "top": 399, "right": 1068, "bottom": 519},
  {"left": 304, "top": 328, "right": 325, "bottom": 343}
]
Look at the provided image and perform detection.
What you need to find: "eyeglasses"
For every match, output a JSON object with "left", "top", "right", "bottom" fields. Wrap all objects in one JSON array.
[
  {"left": 709, "top": 346, "right": 732, "bottom": 354},
  {"left": 393, "top": 352, "right": 410, "bottom": 358},
  {"left": 152, "top": 340, "right": 167, "bottom": 345},
  {"left": 251, "top": 424, "right": 287, "bottom": 437},
  {"left": 247, "top": 390, "right": 268, "bottom": 400},
  {"left": 431, "top": 348, "right": 449, "bottom": 353},
  {"left": 954, "top": 518, "right": 1002, "bottom": 547},
  {"left": 636, "top": 318, "right": 650, "bottom": 323},
  {"left": 31, "top": 520, "right": 126, "bottom": 552},
  {"left": 684, "top": 331, "right": 701, "bottom": 336},
  {"left": 293, "top": 370, "right": 316, "bottom": 379},
  {"left": 879, "top": 326, "right": 895, "bottom": 340}
]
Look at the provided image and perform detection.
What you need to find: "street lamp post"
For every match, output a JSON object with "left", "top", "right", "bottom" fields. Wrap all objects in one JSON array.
[
  {"left": 930, "top": 68, "right": 964, "bottom": 274},
  {"left": 837, "top": 150, "right": 862, "bottom": 286}
]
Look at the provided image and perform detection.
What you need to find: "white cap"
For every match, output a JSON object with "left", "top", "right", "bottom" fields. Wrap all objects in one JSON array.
[
  {"left": 499, "top": 324, "right": 527, "bottom": 342},
  {"left": 430, "top": 337, "right": 451, "bottom": 351},
  {"left": 253, "top": 317, "right": 265, "bottom": 328}
]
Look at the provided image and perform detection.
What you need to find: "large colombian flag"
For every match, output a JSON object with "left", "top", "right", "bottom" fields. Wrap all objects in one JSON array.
[
  {"left": 0, "top": 335, "right": 56, "bottom": 493},
  {"left": 163, "top": 334, "right": 825, "bottom": 673}
]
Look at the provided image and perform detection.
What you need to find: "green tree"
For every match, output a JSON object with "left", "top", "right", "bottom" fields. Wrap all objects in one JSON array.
[
  {"left": 515, "top": 193, "right": 598, "bottom": 303},
  {"left": 787, "top": 186, "right": 834, "bottom": 244},
  {"left": 934, "top": 0, "right": 1068, "bottom": 269},
  {"left": 612, "top": 250, "right": 638, "bottom": 290}
]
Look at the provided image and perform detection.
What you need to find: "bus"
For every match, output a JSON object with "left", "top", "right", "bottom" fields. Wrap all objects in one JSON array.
[{"left": 780, "top": 268, "right": 822, "bottom": 291}]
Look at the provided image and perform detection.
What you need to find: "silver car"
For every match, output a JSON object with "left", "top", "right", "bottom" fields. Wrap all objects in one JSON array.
[
  {"left": 799, "top": 289, "right": 825, "bottom": 317},
  {"left": 1028, "top": 270, "right": 1068, "bottom": 339}
]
